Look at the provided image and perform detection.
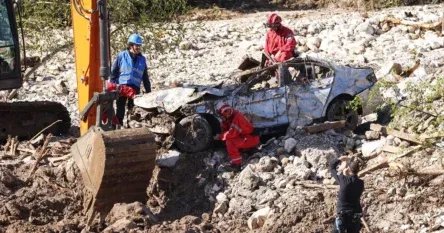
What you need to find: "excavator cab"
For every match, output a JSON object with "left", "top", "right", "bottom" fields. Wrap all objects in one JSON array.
[{"left": 0, "top": 0, "right": 21, "bottom": 90}]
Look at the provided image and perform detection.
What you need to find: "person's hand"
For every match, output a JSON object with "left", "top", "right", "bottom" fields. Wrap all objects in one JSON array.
[
  {"left": 338, "top": 156, "right": 350, "bottom": 162},
  {"left": 213, "top": 134, "right": 221, "bottom": 140}
]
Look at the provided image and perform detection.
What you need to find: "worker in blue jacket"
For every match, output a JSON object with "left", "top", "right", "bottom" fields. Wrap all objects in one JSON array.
[{"left": 110, "top": 33, "right": 151, "bottom": 125}]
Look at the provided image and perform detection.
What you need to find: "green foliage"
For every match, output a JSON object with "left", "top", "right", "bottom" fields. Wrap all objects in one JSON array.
[
  {"left": 17, "top": 0, "right": 190, "bottom": 57},
  {"left": 388, "top": 77, "right": 444, "bottom": 133}
]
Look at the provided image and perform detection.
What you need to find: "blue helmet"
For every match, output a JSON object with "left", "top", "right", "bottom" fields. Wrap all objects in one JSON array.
[{"left": 128, "top": 34, "right": 143, "bottom": 45}]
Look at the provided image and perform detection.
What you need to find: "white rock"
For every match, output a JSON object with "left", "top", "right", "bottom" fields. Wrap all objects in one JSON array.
[
  {"left": 365, "top": 131, "right": 380, "bottom": 140},
  {"left": 213, "top": 202, "right": 228, "bottom": 215},
  {"left": 247, "top": 207, "right": 273, "bottom": 230},
  {"left": 257, "top": 156, "right": 278, "bottom": 172},
  {"left": 156, "top": 150, "right": 180, "bottom": 168},
  {"left": 355, "top": 22, "right": 374, "bottom": 35},
  {"left": 216, "top": 192, "right": 228, "bottom": 203},
  {"left": 284, "top": 138, "right": 297, "bottom": 153},
  {"left": 238, "top": 164, "right": 260, "bottom": 190},
  {"left": 361, "top": 139, "right": 385, "bottom": 157},
  {"left": 307, "top": 37, "right": 322, "bottom": 48}
]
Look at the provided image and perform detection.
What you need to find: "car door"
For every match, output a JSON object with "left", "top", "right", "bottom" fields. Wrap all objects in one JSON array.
[
  {"left": 231, "top": 78, "right": 288, "bottom": 129},
  {"left": 285, "top": 62, "right": 334, "bottom": 126}
]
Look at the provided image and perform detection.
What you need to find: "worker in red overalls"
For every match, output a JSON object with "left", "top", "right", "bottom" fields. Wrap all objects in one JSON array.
[
  {"left": 263, "top": 13, "right": 296, "bottom": 66},
  {"left": 214, "top": 104, "right": 260, "bottom": 171}
]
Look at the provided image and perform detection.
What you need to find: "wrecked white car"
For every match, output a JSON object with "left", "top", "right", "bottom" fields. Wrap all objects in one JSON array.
[{"left": 131, "top": 56, "right": 377, "bottom": 153}]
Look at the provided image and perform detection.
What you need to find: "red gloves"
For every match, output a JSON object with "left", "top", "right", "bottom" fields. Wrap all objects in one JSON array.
[{"left": 107, "top": 82, "right": 136, "bottom": 99}]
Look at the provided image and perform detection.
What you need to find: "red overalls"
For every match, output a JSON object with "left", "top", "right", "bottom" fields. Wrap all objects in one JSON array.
[
  {"left": 264, "top": 25, "right": 296, "bottom": 62},
  {"left": 221, "top": 110, "right": 260, "bottom": 165}
]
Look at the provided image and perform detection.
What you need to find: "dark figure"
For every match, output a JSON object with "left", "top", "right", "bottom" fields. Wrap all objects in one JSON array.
[{"left": 330, "top": 156, "right": 364, "bottom": 233}]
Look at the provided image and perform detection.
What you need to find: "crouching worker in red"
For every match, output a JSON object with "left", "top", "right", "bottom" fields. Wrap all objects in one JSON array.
[{"left": 214, "top": 104, "right": 260, "bottom": 172}]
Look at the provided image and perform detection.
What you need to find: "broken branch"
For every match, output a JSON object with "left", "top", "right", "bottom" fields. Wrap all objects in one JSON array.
[
  {"left": 361, "top": 217, "right": 371, "bottom": 233},
  {"left": 26, "top": 134, "right": 52, "bottom": 181},
  {"left": 383, "top": 16, "right": 442, "bottom": 31},
  {"left": 30, "top": 120, "right": 62, "bottom": 142}
]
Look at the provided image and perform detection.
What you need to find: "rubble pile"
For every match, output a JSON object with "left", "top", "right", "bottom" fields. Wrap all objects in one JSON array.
[
  {"left": 0, "top": 136, "right": 85, "bottom": 233},
  {"left": 0, "top": 3, "right": 443, "bottom": 233}
]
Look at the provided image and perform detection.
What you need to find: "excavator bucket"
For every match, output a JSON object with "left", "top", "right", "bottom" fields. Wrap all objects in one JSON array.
[{"left": 70, "top": 126, "right": 157, "bottom": 223}]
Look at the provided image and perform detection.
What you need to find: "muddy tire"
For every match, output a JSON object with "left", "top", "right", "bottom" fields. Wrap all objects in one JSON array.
[
  {"left": 326, "top": 99, "right": 359, "bottom": 130},
  {"left": 174, "top": 115, "right": 213, "bottom": 153}
]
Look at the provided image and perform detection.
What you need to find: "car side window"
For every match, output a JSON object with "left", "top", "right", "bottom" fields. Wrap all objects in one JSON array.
[
  {"left": 313, "top": 64, "right": 333, "bottom": 80},
  {"left": 286, "top": 63, "right": 314, "bottom": 85}
]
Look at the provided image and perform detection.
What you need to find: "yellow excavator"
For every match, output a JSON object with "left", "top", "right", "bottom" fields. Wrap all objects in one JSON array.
[{"left": 0, "top": 0, "right": 157, "bottom": 224}]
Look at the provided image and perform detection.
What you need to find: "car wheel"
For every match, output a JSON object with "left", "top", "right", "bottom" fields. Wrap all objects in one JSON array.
[
  {"left": 174, "top": 114, "right": 213, "bottom": 153},
  {"left": 326, "top": 99, "right": 359, "bottom": 130}
]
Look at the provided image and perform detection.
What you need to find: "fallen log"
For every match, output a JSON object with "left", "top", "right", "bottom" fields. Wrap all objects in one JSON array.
[
  {"left": 303, "top": 120, "right": 346, "bottom": 134},
  {"left": 358, "top": 146, "right": 422, "bottom": 177},
  {"left": 383, "top": 16, "right": 442, "bottom": 31}
]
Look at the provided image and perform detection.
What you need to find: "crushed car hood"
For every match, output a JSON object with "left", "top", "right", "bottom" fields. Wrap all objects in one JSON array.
[{"left": 134, "top": 86, "right": 226, "bottom": 113}]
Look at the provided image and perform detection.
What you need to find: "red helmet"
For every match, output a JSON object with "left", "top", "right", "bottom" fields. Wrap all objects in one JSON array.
[
  {"left": 217, "top": 103, "right": 233, "bottom": 117},
  {"left": 266, "top": 13, "right": 282, "bottom": 28}
]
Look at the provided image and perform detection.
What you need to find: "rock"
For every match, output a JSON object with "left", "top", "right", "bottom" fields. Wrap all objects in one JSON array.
[
  {"left": 156, "top": 150, "right": 180, "bottom": 168},
  {"left": 179, "top": 41, "right": 193, "bottom": 50},
  {"left": 281, "top": 157, "right": 290, "bottom": 166},
  {"left": 64, "top": 159, "right": 78, "bottom": 183},
  {"left": 238, "top": 164, "right": 260, "bottom": 190},
  {"left": 103, "top": 219, "right": 138, "bottom": 232},
  {"left": 216, "top": 192, "right": 228, "bottom": 203},
  {"left": 394, "top": 137, "right": 402, "bottom": 146},
  {"left": 386, "top": 135, "right": 395, "bottom": 146},
  {"left": 365, "top": 130, "right": 380, "bottom": 140},
  {"left": 284, "top": 163, "right": 313, "bottom": 180},
  {"left": 247, "top": 207, "right": 273, "bottom": 230},
  {"left": 106, "top": 202, "right": 155, "bottom": 224},
  {"left": 399, "top": 141, "right": 410, "bottom": 148},
  {"left": 355, "top": 22, "right": 374, "bottom": 35},
  {"left": 307, "top": 37, "right": 322, "bottom": 48},
  {"left": 257, "top": 156, "right": 278, "bottom": 172},
  {"left": 284, "top": 138, "right": 297, "bottom": 153},
  {"left": 53, "top": 80, "right": 68, "bottom": 94},
  {"left": 0, "top": 168, "right": 17, "bottom": 187},
  {"left": 345, "top": 138, "right": 355, "bottom": 151},
  {"left": 213, "top": 202, "right": 228, "bottom": 215},
  {"left": 259, "top": 173, "right": 274, "bottom": 182},
  {"left": 361, "top": 139, "right": 385, "bottom": 157},
  {"left": 276, "top": 147, "right": 286, "bottom": 155}
]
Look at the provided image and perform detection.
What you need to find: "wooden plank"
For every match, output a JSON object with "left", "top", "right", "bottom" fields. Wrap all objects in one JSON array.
[
  {"left": 303, "top": 120, "right": 346, "bottom": 134},
  {"left": 386, "top": 128, "right": 421, "bottom": 144},
  {"left": 369, "top": 124, "right": 421, "bottom": 144},
  {"left": 381, "top": 145, "right": 401, "bottom": 154}
]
